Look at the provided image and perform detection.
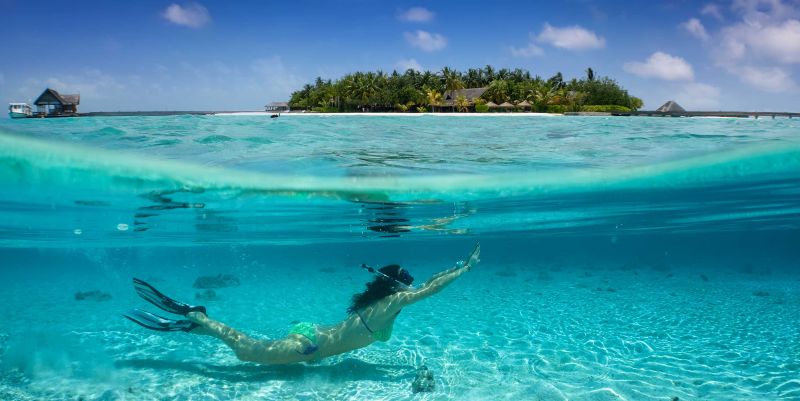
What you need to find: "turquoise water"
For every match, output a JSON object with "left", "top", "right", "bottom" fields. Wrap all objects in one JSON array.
[{"left": 0, "top": 114, "right": 799, "bottom": 400}]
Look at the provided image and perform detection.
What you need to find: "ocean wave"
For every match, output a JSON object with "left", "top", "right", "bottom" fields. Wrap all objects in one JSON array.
[{"left": 1, "top": 130, "right": 799, "bottom": 201}]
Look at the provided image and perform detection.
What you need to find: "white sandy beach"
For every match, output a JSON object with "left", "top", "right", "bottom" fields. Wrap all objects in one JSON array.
[{"left": 214, "top": 111, "right": 564, "bottom": 117}]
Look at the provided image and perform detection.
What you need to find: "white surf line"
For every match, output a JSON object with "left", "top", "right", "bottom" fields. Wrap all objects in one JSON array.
[{"left": 212, "top": 111, "right": 563, "bottom": 117}]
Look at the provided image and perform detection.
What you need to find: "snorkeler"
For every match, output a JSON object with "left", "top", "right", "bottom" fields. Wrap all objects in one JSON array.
[{"left": 124, "top": 243, "right": 480, "bottom": 365}]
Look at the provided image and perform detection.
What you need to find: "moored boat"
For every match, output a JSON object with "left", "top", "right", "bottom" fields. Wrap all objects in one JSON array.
[{"left": 8, "top": 103, "right": 32, "bottom": 118}]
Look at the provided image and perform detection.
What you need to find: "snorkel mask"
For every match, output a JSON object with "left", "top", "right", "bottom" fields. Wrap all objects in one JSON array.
[{"left": 360, "top": 264, "right": 414, "bottom": 289}]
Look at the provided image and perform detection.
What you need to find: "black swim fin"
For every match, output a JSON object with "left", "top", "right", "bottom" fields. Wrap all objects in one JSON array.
[
  {"left": 132, "top": 278, "right": 206, "bottom": 316},
  {"left": 123, "top": 309, "right": 198, "bottom": 332}
]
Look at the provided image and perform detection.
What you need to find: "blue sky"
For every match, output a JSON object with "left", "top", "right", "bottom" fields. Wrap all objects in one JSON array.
[{"left": 1, "top": 0, "right": 798, "bottom": 111}]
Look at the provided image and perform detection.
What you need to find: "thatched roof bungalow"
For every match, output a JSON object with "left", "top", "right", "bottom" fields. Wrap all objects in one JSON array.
[
  {"left": 265, "top": 101, "right": 289, "bottom": 112},
  {"left": 486, "top": 101, "right": 499, "bottom": 109},
  {"left": 499, "top": 101, "right": 515, "bottom": 109},
  {"left": 517, "top": 100, "right": 531, "bottom": 109},
  {"left": 34, "top": 88, "right": 80, "bottom": 116},
  {"left": 656, "top": 100, "right": 686, "bottom": 113},
  {"left": 442, "top": 87, "right": 488, "bottom": 107}
]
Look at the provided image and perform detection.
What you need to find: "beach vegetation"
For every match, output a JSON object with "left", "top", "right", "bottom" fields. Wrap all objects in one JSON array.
[
  {"left": 288, "top": 66, "right": 640, "bottom": 113},
  {"left": 581, "top": 105, "right": 632, "bottom": 113},
  {"left": 474, "top": 104, "right": 489, "bottom": 113},
  {"left": 426, "top": 89, "right": 443, "bottom": 112},
  {"left": 454, "top": 95, "right": 470, "bottom": 112}
]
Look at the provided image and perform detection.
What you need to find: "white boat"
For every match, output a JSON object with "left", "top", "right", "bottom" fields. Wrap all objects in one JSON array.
[{"left": 8, "top": 103, "right": 32, "bottom": 118}]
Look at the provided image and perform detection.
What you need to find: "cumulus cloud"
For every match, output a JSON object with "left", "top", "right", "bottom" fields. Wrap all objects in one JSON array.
[
  {"left": 396, "top": 58, "right": 423, "bottom": 72},
  {"left": 675, "top": 82, "right": 721, "bottom": 109},
  {"left": 681, "top": 18, "right": 710, "bottom": 41},
  {"left": 510, "top": 41, "right": 544, "bottom": 58},
  {"left": 699, "top": 1, "right": 800, "bottom": 92},
  {"left": 404, "top": 30, "right": 447, "bottom": 52},
  {"left": 161, "top": 3, "right": 210, "bottom": 28},
  {"left": 536, "top": 23, "right": 605, "bottom": 50},
  {"left": 701, "top": 4, "right": 724, "bottom": 20},
  {"left": 735, "top": 65, "right": 795, "bottom": 92},
  {"left": 398, "top": 7, "right": 434, "bottom": 22},
  {"left": 717, "top": 19, "right": 800, "bottom": 65},
  {"left": 624, "top": 52, "right": 695, "bottom": 81}
]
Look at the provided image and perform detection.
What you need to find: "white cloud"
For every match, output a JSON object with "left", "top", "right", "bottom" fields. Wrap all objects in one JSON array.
[
  {"left": 396, "top": 58, "right": 423, "bottom": 72},
  {"left": 398, "top": 7, "right": 434, "bottom": 22},
  {"left": 701, "top": 4, "right": 724, "bottom": 20},
  {"left": 536, "top": 23, "right": 605, "bottom": 50},
  {"left": 715, "top": 19, "right": 800, "bottom": 66},
  {"left": 675, "top": 83, "right": 721, "bottom": 109},
  {"left": 681, "top": 18, "right": 710, "bottom": 41},
  {"left": 510, "top": 35, "right": 544, "bottom": 57},
  {"left": 161, "top": 3, "right": 210, "bottom": 28},
  {"left": 703, "top": 1, "right": 800, "bottom": 92},
  {"left": 731, "top": 0, "right": 799, "bottom": 24},
  {"left": 404, "top": 30, "right": 447, "bottom": 52},
  {"left": 735, "top": 65, "right": 795, "bottom": 92},
  {"left": 624, "top": 52, "right": 695, "bottom": 81}
]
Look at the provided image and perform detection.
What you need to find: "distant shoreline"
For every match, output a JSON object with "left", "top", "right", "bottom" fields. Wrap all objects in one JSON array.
[
  {"left": 10, "top": 110, "right": 793, "bottom": 119},
  {"left": 217, "top": 111, "right": 563, "bottom": 117}
]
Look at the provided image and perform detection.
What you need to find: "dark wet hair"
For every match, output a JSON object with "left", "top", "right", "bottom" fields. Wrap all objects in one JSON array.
[{"left": 347, "top": 264, "right": 414, "bottom": 314}]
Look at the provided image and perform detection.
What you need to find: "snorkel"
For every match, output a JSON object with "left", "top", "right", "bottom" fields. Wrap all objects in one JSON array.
[{"left": 360, "top": 264, "right": 414, "bottom": 290}]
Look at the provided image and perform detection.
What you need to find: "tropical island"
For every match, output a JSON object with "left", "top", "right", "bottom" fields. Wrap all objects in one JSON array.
[{"left": 288, "top": 66, "right": 643, "bottom": 113}]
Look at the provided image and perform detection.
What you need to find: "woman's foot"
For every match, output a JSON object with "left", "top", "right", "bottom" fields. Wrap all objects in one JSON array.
[{"left": 185, "top": 311, "right": 213, "bottom": 335}]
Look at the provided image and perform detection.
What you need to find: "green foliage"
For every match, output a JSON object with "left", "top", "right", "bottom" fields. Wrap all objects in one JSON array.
[
  {"left": 288, "top": 66, "right": 638, "bottom": 112},
  {"left": 416, "top": 106, "right": 428, "bottom": 113},
  {"left": 581, "top": 105, "right": 632, "bottom": 113},
  {"left": 628, "top": 97, "right": 644, "bottom": 111},
  {"left": 311, "top": 106, "right": 337, "bottom": 113},
  {"left": 475, "top": 104, "right": 489, "bottom": 113},
  {"left": 455, "top": 95, "right": 470, "bottom": 112}
]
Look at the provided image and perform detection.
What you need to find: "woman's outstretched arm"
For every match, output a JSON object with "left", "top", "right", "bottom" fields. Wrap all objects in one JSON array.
[{"left": 393, "top": 243, "right": 480, "bottom": 308}]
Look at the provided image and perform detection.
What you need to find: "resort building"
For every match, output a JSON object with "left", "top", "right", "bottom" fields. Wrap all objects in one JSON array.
[
  {"left": 441, "top": 87, "right": 487, "bottom": 109},
  {"left": 34, "top": 88, "right": 80, "bottom": 116},
  {"left": 265, "top": 102, "right": 290, "bottom": 112},
  {"left": 656, "top": 100, "right": 686, "bottom": 113}
]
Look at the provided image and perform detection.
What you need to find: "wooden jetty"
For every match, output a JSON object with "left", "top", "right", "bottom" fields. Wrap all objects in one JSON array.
[{"left": 615, "top": 111, "right": 800, "bottom": 119}]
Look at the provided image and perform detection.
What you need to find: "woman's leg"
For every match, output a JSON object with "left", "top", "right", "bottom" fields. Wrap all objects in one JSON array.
[{"left": 186, "top": 312, "right": 313, "bottom": 365}]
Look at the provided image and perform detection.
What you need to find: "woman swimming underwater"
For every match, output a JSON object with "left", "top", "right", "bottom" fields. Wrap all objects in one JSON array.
[{"left": 124, "top": 243, "right": 480, "bottom": 365}]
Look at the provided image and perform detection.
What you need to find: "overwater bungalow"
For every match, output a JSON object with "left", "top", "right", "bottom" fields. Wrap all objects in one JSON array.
[
  {"left": 34, "top": 88, "right": 80, "bottom": 117},
  {"left": 265, "top": 101, "right": 290, "bottom": 112}
]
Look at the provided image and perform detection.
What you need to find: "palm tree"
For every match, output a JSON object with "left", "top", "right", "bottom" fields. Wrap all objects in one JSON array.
[
  {"left": 426, "top": 89, "right": 442, "bottom": 112},
  {"left": 441, "top": 67, "right": 464, "bottom": 92},
  {"left": 454, "top": 95, "right": 470, "bottom": 112},
  {"left": 532, "top": 85, "right": 554, "bottom": 111},
  {"left": 484, "top": 79, "right": 510, "bottom": 103},
  {"left": 483, "top": 65, "right": 495, "bottom": 82}
]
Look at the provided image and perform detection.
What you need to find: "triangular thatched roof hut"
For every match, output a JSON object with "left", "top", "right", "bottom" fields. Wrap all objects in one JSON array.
[
  {"left": 656, "top": 100, "right": 685, "bottom": 113},
  {"left": 517, "top": 100, "right": 531, "bottom": 109},
  {"left": 442, "top": 87, "right": 488, "bottom": 106},
  {"left": 499, "top": 102, "right": 515, "bottom": 109},
  {"left": 486, "top": 101, "right": 499, "bottom": 108}
]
